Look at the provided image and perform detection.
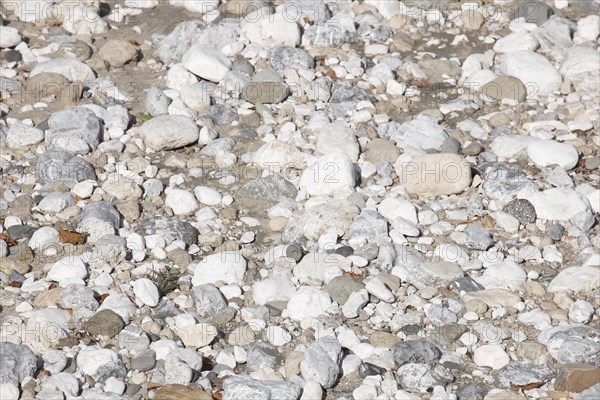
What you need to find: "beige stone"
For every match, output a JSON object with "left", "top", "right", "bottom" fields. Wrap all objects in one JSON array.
[{"left": 397, "top": 153, "right": 472, "bottom": 197}]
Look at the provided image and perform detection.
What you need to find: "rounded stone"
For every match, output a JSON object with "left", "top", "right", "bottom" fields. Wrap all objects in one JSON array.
[{"left": 503, "top": 199, "right": 537, "bottom": 225}]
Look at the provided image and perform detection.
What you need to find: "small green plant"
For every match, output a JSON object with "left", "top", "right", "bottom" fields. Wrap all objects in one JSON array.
[{"left": 148, "top": 267, "right": 181, "bottom": 297}]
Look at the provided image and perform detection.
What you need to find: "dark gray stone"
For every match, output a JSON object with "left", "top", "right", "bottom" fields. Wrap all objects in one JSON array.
[
  {"left": 482, "top": 163, "right": 538, "bottom": 200},
  {"left": 125, "top": 384, "right": 142, "bottom": 395},
  {"left": 78, "top": 202, "right": 121, "bottom": 230},
  {"left": 496, "top": 363, "right": 555, "bottom": 388},
  {"left": 268, "top": 45, "right": 315, "bottom": 71},
  {"left": 503, "top": 199, "right": 537, "bottom": 225},
  {"left": 285, "top": 243, "right": 304, "bottom": 263},
  {"left": 34, "top": 150, "right": 96, "bottom": 188},
  {"left": 4, "top": 50, "right": 22, "bottom": 63},
  {"left": 464, "top": 223, "right": 494, "bottom": 250},
  {"left": 513, "top": 0, "right": 554, "bottom": 25},
  {"left": 135, "top": 216, "right": 199, "bottom": 245},
  {"left": 335, "top": 245, "right": 354, "bottom": 257},
  {"left": 326, "top": 275, "right": 365, "bottom": 305},
  {"left": 392, "top": 340, "right": 442, "bottom": 367},
  {"left": 546, "top": 223, "right": 565, "bottom": 240},
  {"left": 449, "top": 276, "right": 485, "bottom": 293},
  {"left": 237, "top": 175, "right": 297, "bottom": 202},
  {"left": 358, "top": 362, "right": 386, "bottom": 378},
  {"left": 191, "top": 283, "right": 228, "bottom": 318},
  {"left": 203, "top": 104, "right": 238, "bottom": 125},
  {"left": 0, "top": 342, "right": 39, "bottom": 385},
  {"left": 131, "top": 350, "right": 156, "bottom": 372},
  {"left": 458, "top": 384, "right": 487, "bottom": 400},
  {"left": 440, "top": 137, "right": 462, "bottom": 154},
  {"left": 6, "top": 225, "right": 37, "bottom": 240}
]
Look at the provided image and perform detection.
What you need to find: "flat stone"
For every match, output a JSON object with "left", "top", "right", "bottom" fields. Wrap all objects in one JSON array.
[
  {"left": 139, "top": 115, "right": 199, "bottom": 151},
  {"left": 154, "top": 384, "right": 212, "bottom": 400},
  {"left": 548, "top": 267, "right": 600, "bottom": 293},
  {"left": 529, "top": 188, "right": 591, "bottom": 220},
  {"left": 496, "top": 363, "right": 555, "bottom": 388},
  {"left": 462, "top": 289, "right": 521, "bottom": 308},
  {"left": 527, "top": 140, "right": 579, "bottom": 170},
  {"left": 555, "top": 364, "right": 599, "bottom": 393},
  {"left": 397, "top": 153, "right": 472, "bottom": 197},
  {"left": 237, "top": 175, "right": 297, "bottom": 202},
  {"left": 182, "top": 44, "right": 232, "bottom": 82},
  {"left": 481, "top": 76, "right": 527, "bottom": 103},
  {"left": 84, "top": 309, "right": 125, "bottom": 338},
  {"left": 30, "top": 57, "right": 95, "bottom": 83},
  {"left": 393, "top": 261, "right": 464, "bottom": 290}
]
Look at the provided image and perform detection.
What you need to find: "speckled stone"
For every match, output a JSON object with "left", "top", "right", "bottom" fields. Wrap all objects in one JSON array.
[{"left": 503, "top": 199, "right": 537, "bottom": 225}]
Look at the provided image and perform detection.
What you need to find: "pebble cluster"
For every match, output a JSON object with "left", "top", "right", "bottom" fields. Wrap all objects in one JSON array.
[{"left": 0, "top": 0, "right": 599, "bottom": 400}]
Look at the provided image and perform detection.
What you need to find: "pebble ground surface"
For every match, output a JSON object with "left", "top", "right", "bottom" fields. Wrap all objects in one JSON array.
[{"left": 0, "top": 1, "right": 599, "bottom": 400}]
